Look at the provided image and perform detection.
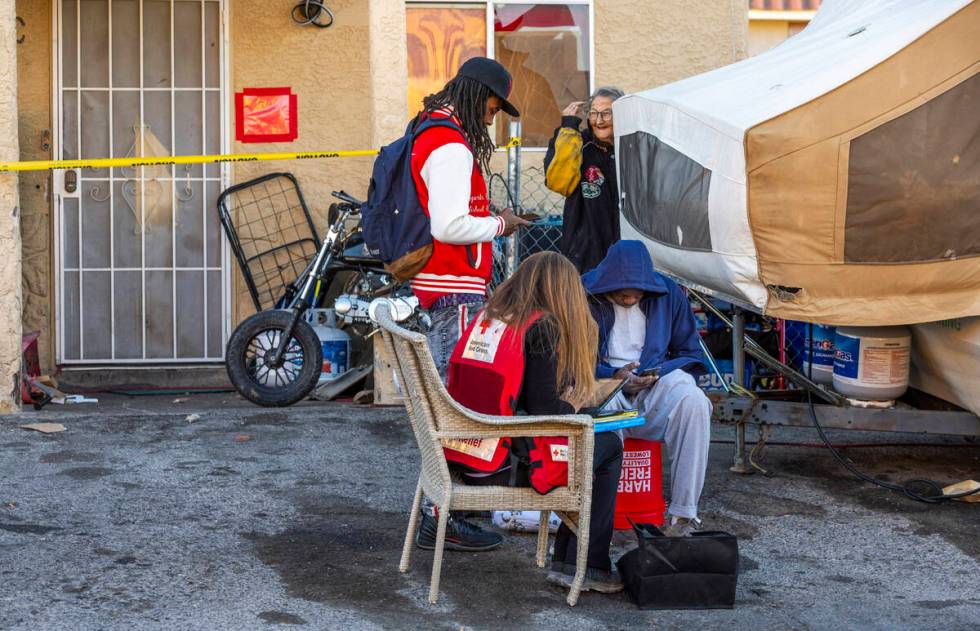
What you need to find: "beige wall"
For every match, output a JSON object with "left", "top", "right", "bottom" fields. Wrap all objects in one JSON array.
[
  {"left": 370, "top": 0, "right": 409, "bottom": 148},
  {"left": 16, "top": 0, "right": 53, "bottom": 373},
  {"left": 229, "top": 0, "right": 407, "bottom": 210},
  {"left": 595, "top": 0, "right": 747, "bottom": 93},
  {"left": 228, "top": 0, "right": 408, "bottom": 321},
  {"left": 2, "top": 0, "right": 24, "bottom": 411},
  {"left": 230, "top": 0, "right": 376, "bottom": 200}
]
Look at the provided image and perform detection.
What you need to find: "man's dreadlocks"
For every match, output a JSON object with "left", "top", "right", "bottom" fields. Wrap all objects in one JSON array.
[{"left": 422, "top": 76, "right": 497, "bottom": 176}]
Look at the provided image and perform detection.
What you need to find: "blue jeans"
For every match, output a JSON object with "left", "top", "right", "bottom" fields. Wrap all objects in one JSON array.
[
  {"left": 420, "top": 297, "right": 483, "bottom": 517},
  {"left": 424, "top": 299, "right": 484, "bottom": 382}
]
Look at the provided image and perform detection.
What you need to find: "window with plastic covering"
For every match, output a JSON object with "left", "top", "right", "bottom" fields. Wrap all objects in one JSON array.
[
  {"left": 619, "top": 131, "right": 713, "bottom": 251},
  {"left": 405, "top": 2, "right": 592, "bottom": 148},
  {"left": 844, "top": 73, "right": 980, "bottom": 264},
  {"left": 492, "top": 3, "right": 591, "bottom": 147}
]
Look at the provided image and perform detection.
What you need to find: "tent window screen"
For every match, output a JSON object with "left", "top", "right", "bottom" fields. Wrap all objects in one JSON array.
[
  {"left": 620, "top": 131, "right": 712, "bottom": 251},
  {"left": 845, "top": 73, "right": 980, "bottom": 264}
]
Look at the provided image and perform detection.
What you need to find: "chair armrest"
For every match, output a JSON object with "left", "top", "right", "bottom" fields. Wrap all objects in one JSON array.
[
  {"left": 438, "top": 415, "right": 596, "bottom": 495},
  {"left": 436, "top": 413, "right": 594, "bottom": 439},
  {"left": 436, "top": 426, "right": 588, "bottom": 441},
  {"left": 463, "top": 413, "right": 592, "bottom": 427}
]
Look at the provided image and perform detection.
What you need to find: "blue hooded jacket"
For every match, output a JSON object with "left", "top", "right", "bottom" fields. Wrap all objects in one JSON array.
[{"left": 582, "top": 240, "right": 706, "bottom": 380}]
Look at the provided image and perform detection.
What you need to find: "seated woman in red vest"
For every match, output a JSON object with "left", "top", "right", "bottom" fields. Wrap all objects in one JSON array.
[{"left": 445, "top": 251, "right": 625, "bottom": 594}]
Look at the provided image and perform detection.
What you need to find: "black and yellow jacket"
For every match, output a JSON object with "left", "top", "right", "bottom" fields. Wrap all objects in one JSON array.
[{"left": 543, "top": 115, "right": 620, "bottom": 274}]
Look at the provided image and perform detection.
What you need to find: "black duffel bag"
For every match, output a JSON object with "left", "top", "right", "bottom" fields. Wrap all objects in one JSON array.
[{"left": 616, "top": 520, "right": 739, "bottom": 610}]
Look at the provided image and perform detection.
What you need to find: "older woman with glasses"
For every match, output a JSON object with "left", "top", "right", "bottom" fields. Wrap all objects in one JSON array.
[{"left": 544, "top": 86, "right": 625, "bottom": 273}]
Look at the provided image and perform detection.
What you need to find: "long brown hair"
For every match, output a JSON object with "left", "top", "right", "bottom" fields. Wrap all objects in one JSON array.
[{"left": 484, "top": 252, "right": 598, "bottom": 407}]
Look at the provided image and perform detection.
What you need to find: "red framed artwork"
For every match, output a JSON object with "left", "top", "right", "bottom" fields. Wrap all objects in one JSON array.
[{"left": 235, "top": 87, "right": 298, "bottom": 143}]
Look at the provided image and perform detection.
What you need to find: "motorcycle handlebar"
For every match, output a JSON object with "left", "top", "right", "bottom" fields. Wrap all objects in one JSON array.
[{"left": 331, "top": 190, "right": 364, "bottom": 207}]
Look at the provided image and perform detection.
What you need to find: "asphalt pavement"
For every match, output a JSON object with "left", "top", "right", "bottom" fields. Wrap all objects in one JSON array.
[{"left": 1, "top": 393, "right": 978, "bottom": 630}]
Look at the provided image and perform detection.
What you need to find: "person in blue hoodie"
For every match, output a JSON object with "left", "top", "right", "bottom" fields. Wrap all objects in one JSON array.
[{"left": 583, "top": 240, "right": 712, "bottom": 536}]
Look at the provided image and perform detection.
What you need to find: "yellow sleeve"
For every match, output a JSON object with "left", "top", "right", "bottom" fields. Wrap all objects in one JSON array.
[{"left": 545, "top": 128, "right": 583, "bottom": 197}]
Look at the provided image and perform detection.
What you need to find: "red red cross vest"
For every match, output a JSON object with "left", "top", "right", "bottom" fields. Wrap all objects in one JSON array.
[
  {"left": 445, "top": 311, "right": 569, "bottom": 494},
  {"left": 444, "top": 311, "right": 543, "bottom": 472}
]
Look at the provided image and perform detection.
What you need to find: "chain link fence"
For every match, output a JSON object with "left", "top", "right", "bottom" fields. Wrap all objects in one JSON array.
[{"left": 488, "top": 164, "right": 566, "bottom": 288}]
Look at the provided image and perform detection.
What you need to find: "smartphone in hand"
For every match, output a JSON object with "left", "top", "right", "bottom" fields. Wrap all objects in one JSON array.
[
  {"left": 637, "top": 367, "right": 661, "bottom": 380},
  {"left": 516, "top": 212, "right": 542, "bottom": 222}
]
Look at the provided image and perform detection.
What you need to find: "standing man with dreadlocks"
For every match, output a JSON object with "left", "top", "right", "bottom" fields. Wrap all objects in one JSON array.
[
  {"left": 410, "top": 57, "right": 528, "bottom": 378},
  {"left": 410, "top": 57, "right": 528, "bottom": 552}
]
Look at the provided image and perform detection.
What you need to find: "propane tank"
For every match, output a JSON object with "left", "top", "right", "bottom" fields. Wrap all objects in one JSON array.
[
  {"left": 833, "top": 326, "right": 911, "bottom": 402},
  {"left": 306, "top": 309, "right": 351, "bottom": 382}
]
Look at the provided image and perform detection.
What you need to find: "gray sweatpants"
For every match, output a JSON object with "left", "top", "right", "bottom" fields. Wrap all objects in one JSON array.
[{"left": 606, "top": 369, "right": 712, "bottom": 520}]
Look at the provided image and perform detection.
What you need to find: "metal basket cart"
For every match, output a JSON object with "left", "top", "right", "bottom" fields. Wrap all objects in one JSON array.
[{"left": 217, "top": 172, "right": 321, "bottom": 312}]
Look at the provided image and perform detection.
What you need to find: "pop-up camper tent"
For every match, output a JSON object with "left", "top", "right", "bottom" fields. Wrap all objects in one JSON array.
[{"left": 614, "top": 0, "right": 979, "bottom": 326}]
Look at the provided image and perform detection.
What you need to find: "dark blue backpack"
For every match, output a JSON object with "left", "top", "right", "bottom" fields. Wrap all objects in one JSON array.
[{"left": 361, "top": 116, "right": 467, "bottom": 282}]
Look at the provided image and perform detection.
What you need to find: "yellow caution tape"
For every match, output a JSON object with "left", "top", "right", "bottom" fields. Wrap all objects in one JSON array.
[{"left": 0, "top": 137, "right": 523, "bottom": 173}]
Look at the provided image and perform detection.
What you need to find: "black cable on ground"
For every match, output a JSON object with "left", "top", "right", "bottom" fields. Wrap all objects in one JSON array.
[{"left": 806, "top": 390, "right": 979, "bottom": 504}]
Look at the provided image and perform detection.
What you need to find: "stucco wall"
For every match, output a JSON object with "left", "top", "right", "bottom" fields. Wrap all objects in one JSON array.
[
  {"left": 16, "top": 0, "right": 53, "bottom": 373},
  {"left": 1, "top": 0, "right": 24, "bottom": 411},
  {"left": 595, "top": 0, "right": 748, "bottom": 92},
  {"left": 369, "top": 0, "right": 409, "bottom": 148},
  {"left": 229, "top": 0, "right": 407, "bottom": 321},
  {"left": 230, "top": 0, "right": 375, "bottom": 196}
]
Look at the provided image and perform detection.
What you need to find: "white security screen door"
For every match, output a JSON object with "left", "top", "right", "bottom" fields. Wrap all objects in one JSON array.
[{"left": 56, "top": 0, "right": 227, "bottom": 363}]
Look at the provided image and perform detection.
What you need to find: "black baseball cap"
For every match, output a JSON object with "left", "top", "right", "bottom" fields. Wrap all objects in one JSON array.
[{"left": 456, "top": 57, "right": 520, "bottom": 118}]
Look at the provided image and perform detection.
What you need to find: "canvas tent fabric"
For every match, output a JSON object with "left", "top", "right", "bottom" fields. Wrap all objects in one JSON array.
[
  {"left": 614, "top": 0, "right": 979, "bottom": 326},
  {"left": 910, "top": 317, "right": 980, "bottom": 418}
]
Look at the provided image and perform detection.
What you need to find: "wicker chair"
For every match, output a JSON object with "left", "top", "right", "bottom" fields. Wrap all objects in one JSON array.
[{"left": 372, "top": 303, "right": 596, "bottom": 606}]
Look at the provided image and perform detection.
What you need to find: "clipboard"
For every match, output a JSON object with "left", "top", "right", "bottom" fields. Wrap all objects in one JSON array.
[{"left": 580, "top": 376, "right": 630, "bottom": 416}]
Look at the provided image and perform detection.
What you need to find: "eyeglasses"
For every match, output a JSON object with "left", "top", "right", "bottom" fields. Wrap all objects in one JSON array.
[{"left": 588, "top": 110, "right": 613, "bottom": 122}]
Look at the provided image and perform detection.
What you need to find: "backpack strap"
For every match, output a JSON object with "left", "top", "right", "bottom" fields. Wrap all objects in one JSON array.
[
  {"left": 410, "top": 115, "right": 471, "bottom": 150},
  {"left": 507, "top": 437, "right": 533, "bottom": 486}
]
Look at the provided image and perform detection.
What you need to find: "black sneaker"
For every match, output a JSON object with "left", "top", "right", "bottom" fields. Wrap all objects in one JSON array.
[{"left": 416, "top": 511, "right": 503, "bottom": 552}]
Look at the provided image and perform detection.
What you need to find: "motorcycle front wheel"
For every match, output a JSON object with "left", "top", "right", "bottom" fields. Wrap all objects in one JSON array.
[{"left": 225, "top": 310, "right": 323, "bottom": 407}]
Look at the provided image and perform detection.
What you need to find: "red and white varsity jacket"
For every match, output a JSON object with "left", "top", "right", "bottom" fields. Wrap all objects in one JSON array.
[{"left": 409, "top": 110, "right": 505, "bottom": 309}]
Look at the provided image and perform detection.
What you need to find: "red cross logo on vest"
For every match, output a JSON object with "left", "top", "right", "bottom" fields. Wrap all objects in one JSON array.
[{"left": 446, "top": 310, "right": 569, "bottom": 494}]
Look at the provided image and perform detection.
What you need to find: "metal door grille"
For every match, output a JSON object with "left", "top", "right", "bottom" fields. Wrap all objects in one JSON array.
[{"left": 56, "top": 0, "right": 228, "bottom": 363}]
